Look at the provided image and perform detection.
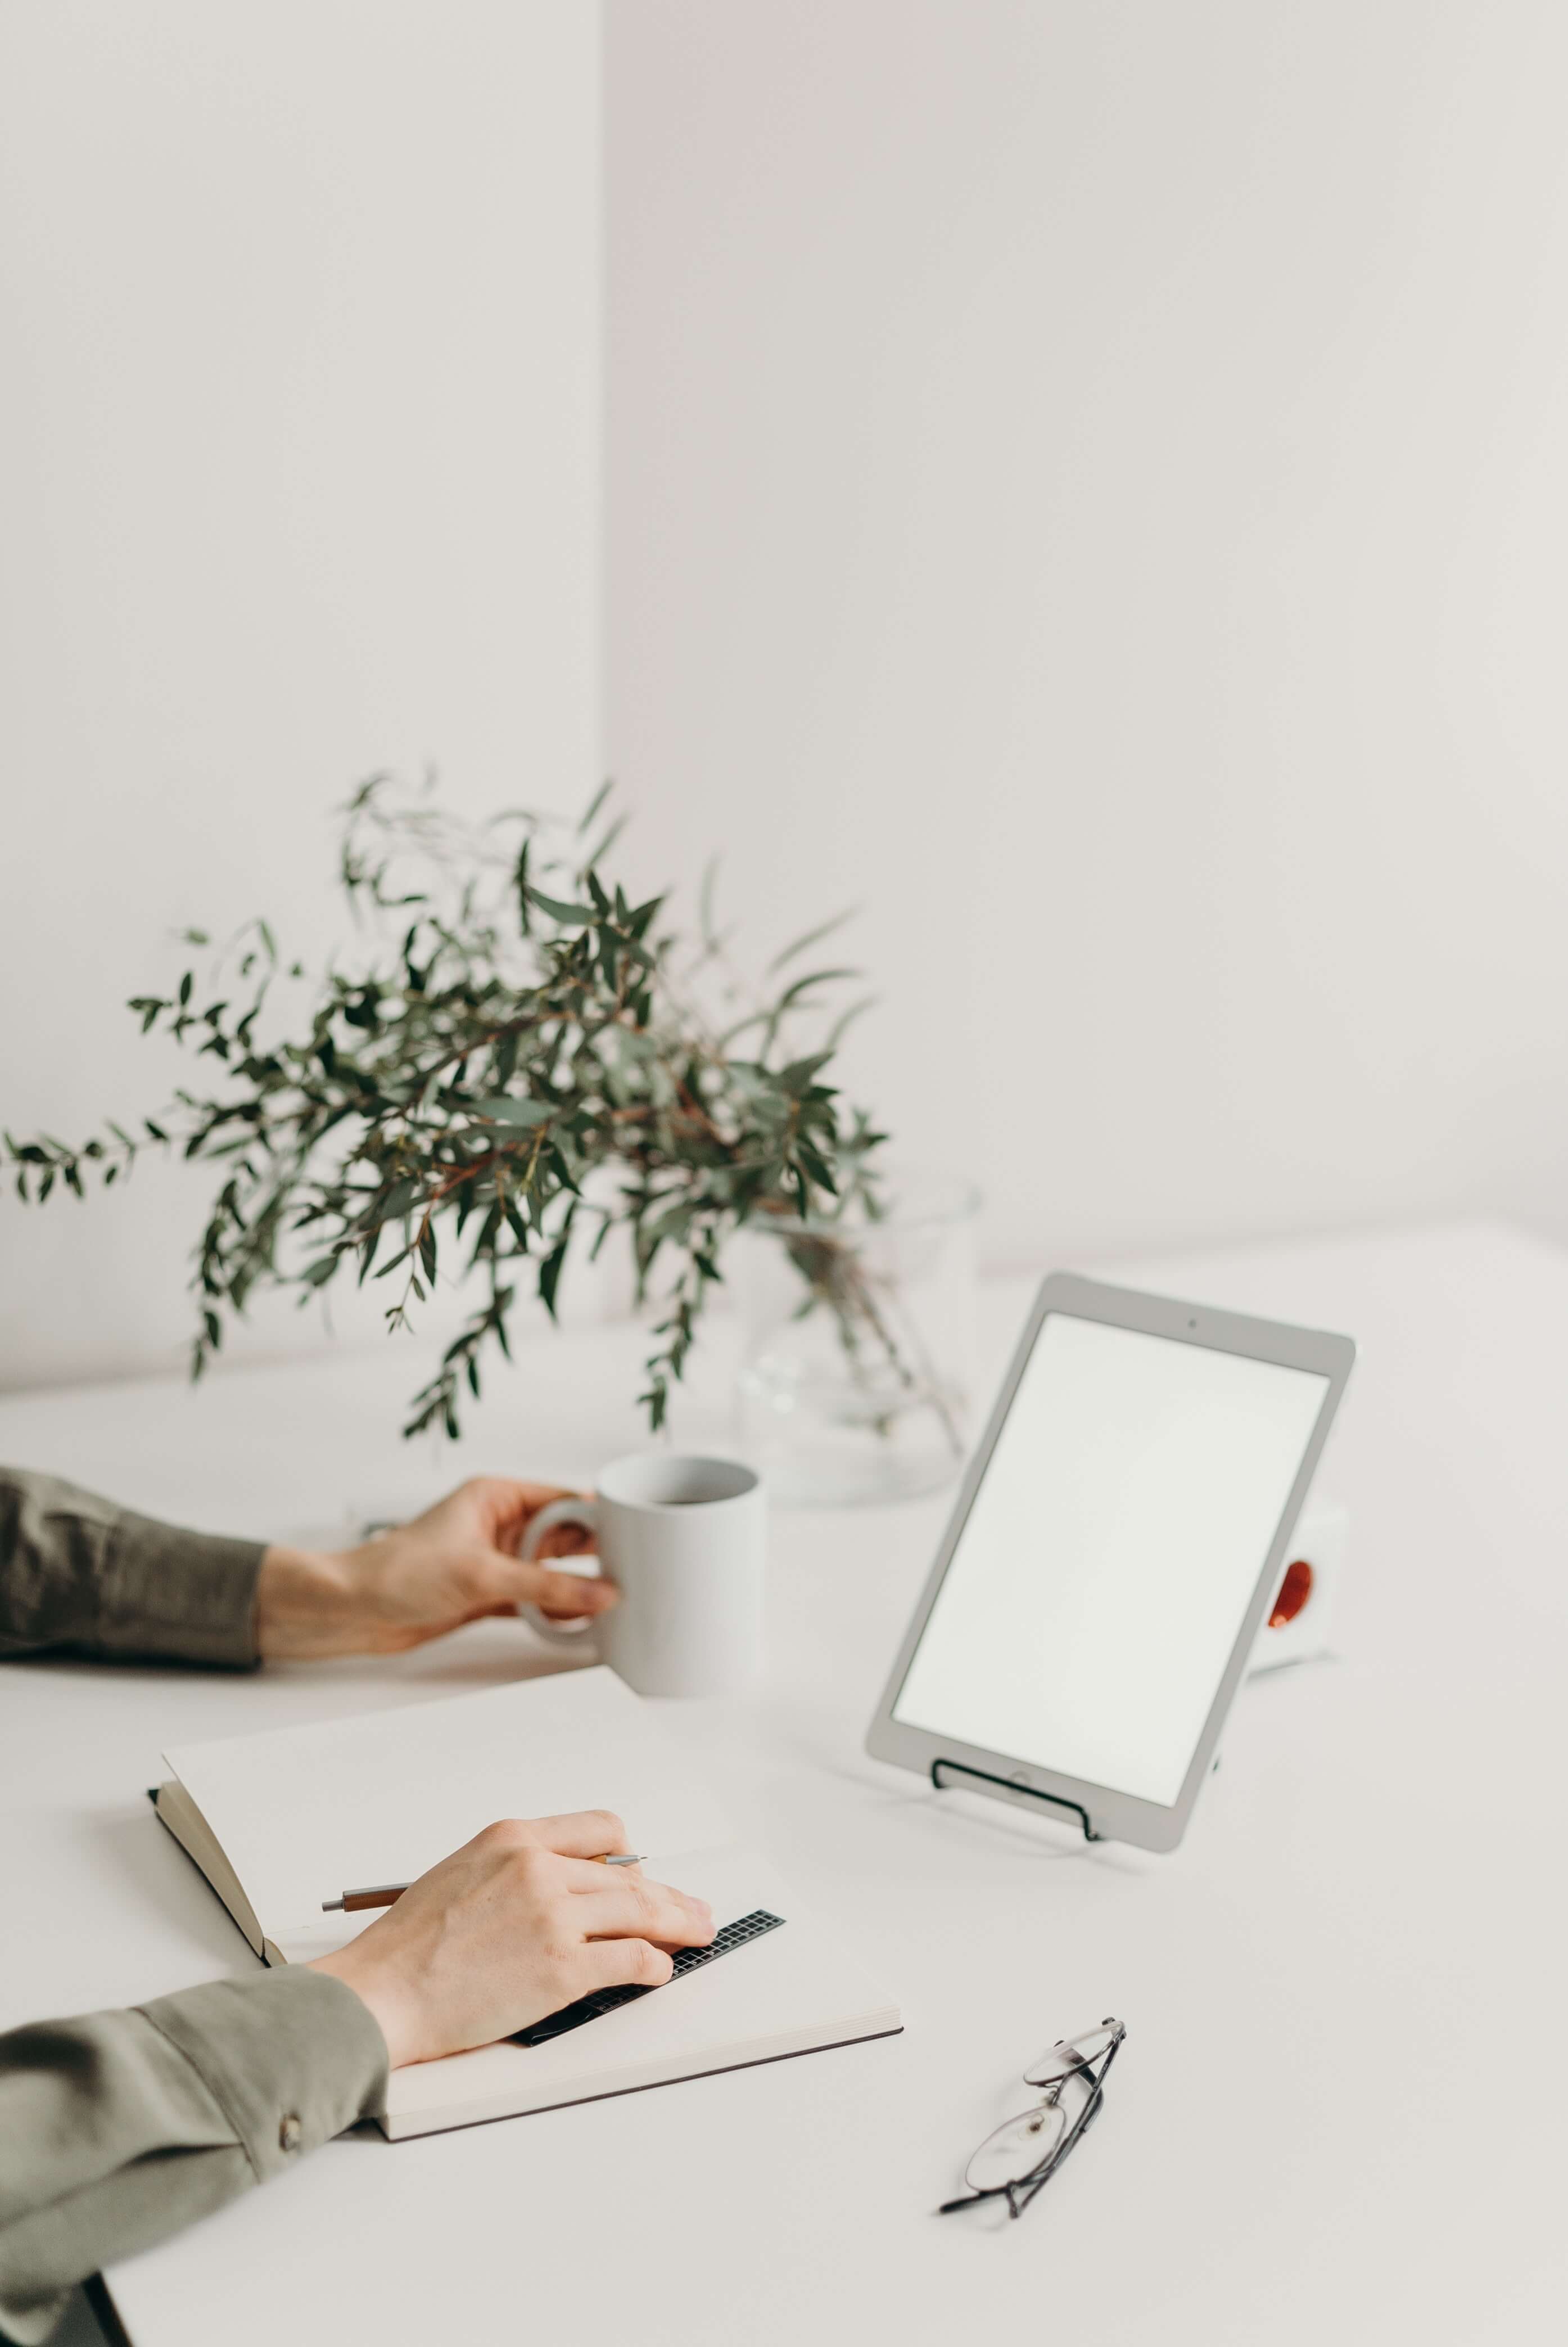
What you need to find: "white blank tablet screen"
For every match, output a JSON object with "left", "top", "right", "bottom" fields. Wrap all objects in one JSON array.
[{"left": 892, "top": 1314, "right": 1329, "bottom": 1806}]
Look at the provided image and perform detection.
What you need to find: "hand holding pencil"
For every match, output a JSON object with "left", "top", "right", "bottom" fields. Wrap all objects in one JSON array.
[
  {"left": 308, "top": 1811, "right": 712, "bottom": 2070},
  {"left": 324, "top": 1851, "right": 646, "bottom": 1912}
]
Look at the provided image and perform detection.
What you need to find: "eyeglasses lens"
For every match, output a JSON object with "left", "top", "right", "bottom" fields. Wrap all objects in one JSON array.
[
  {"left": 1024, "top": 2023, "right": 1116, "bottom": 2087},
  {"left": 965, "top": 2098, "right": 1070, "bottom": 2194}
]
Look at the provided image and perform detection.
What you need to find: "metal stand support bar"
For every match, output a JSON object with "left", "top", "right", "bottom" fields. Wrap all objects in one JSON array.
[{"left": 930, "top": 1757, "right": 1101, "bottom": 1842}]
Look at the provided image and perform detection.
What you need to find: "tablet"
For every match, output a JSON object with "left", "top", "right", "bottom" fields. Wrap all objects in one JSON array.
[{"left": 865, "top": 1273, "right": 1355, "bottom": 1851}]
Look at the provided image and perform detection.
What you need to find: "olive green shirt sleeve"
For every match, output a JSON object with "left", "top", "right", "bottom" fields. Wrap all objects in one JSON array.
[
  {"left": 0, "top": 1467, "right": 265, "bottom": 1668},
  {"left": 0, "top": 1970, "right": 389, "bottom": 2346},
  {"left": 0, "top": 1468, "right": 379, "bottom": 2340}
]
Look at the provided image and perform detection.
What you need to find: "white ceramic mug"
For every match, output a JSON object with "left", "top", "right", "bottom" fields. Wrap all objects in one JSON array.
[{"left": 518, "top": 1453, "right": 765, "bottom": 1697}]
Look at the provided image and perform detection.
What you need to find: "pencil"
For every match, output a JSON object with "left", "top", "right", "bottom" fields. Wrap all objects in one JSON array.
[{"left": 322, "top": 1853, "right": 645, "bottom": 1913}]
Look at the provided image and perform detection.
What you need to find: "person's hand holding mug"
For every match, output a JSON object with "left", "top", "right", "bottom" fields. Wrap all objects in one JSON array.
[{"left": 254, "top": 1477, "right": 620, "bottom": 1659}]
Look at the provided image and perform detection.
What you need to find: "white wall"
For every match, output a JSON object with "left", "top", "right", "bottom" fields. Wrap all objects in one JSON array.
[
  {"left": 0, "top": 1, "right": 600, "bottom": 1387},
  {"left": 605, "top": 0, "right": 1568, "bottom": 1272},
  {"left": 8, "top": 2, "right": 1568, "bottom": 1397}
]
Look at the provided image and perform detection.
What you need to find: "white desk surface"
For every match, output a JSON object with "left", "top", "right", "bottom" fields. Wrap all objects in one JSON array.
[{"left": 2, "top": 1222, "right": 1564, "bottom": 2346}]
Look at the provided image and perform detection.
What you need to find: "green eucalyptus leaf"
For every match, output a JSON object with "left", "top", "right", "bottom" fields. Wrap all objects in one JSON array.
[
  {"left": 525, "top": 886, "right": 597, "bottom": 926},
  {"left": 797, "top": 1143, "right": 839, "bottom": 1194},
  {"left": 766, "top": 907, "right": 858, "bottom": 974},
  {"left": 778, "top": 1051, "right": 834, "bottom": 1096},
  {"left": 578, "top": 777, "right": 614, "bottom": 834},
  {"left": 469, "top": 1097, "right": 554, "bottom": 1128},
  {"left": 772, "top": 966, "right": 860, "bottom": 1014}
]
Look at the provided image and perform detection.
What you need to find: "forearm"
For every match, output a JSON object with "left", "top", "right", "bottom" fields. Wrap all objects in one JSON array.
[
  {"left": 2, "top": 1468, "right": 608, "bottom": 1668},
  {"left": 0, "top": 1469, "right": 265, "bottom": 1668},
  {"left": 0, "top": 1971, "right": 387, "bottom": 2346},
  {"left": 250, "top": 1541, "right": 370, "bottom": 1659}
]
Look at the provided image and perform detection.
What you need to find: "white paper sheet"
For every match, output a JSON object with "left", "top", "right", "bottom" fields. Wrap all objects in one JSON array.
[{"left": 164, "top": 1667, "right": 734, "bottom": 1950}]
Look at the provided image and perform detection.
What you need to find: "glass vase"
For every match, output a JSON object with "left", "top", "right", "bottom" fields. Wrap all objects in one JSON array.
[{"left": 733, "top": 1170, "right": 979, "bottom": 1508}]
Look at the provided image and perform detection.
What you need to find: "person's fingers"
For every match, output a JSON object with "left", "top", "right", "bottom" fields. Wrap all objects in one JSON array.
[
  {"left": 576, "top": 1937, "right": 675, "bottom": 1991},
  {"left": 474, "top": 1552, "right": 618, "bottom": 1617},
  {"left": 554, "top": 1852, "right": 644, "bottom": 1887},
  {"left": 570, "top": 1881, "right": 715, "bottom": 1948},
  {"left": 415, "top": 1476, "right": 535, "bottom": 1530},
  {"left": 488, "top": 1808, "right": 632, "bottom": 1861},
  {"left": 553, "top": 1855, "right": 713, "bottom": 1933},
  {"left": 530, "top": 1519, "right": 596, "bottom": 1562},
  {"left": 526, "top": 1560, "right": 616, "bottom": 1618},
  {"left": 482, "top": 1479, "right": 589, "bottom": 1549},
  {"left": 437, "top": 1477, "right": 585, "bottom": 1550},
  {"left": 520, "top": 1559, "right": 618, "bottom": 1618}
]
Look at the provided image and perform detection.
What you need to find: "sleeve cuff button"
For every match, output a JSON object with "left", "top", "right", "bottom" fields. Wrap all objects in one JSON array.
[{"left": 279, "top": 2113, "right": 303, "bottom": 2152}]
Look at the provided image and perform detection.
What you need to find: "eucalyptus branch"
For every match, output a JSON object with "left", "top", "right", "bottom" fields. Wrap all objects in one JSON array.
[{"left": 4, "top": 776, "right": 895, "bottom": 1440}]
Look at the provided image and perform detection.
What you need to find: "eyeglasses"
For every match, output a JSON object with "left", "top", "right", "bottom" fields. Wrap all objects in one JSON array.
[{"left": 938, "top": 2018, "right": 1126, "bottom": 2222}]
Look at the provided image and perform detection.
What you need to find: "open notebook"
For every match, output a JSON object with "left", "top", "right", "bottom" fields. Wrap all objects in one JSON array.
[{"left": 151, "top": 1666, "right": 900, "bottom": 2140}]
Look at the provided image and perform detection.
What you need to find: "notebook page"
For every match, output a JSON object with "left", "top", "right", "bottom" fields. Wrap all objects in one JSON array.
[{"left": 164, "top": 1667, "right": 734, "bottom": 1949}]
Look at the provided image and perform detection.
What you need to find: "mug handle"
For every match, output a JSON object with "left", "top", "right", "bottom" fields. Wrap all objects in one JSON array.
[{"left": 517, "top": 1496, "right": 606, "bottom": 1645}]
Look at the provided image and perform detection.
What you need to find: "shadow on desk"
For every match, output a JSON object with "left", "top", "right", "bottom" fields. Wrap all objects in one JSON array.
[
  {"left": 762, "top": 1699, "right": 1150, "bottom": 1874},
  {"left": 269, "top": 1636, "right": 592, "bottom": 1695},
  {"left": 78, "top": 1805, "right": 252, "bottom": 1970}
]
